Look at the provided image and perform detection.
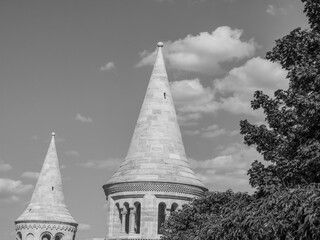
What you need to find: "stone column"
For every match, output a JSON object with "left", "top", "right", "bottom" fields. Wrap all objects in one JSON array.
[
  {"left": 121, "top": 209, "right": 127, "bottom": 234},
  {"left": 141, "top": 193, "right": 156, "bottom": 238},
  {"left": 165, "top": 208, "right": 171, "bottom": 220},
  {"left": 129, "top": 208, "right": 136, "bottom": 234}
]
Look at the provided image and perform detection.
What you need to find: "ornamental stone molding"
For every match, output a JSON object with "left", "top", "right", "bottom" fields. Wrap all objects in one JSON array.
[
  {"left": 15, "top": 222, "right": 77, "bottom": 233},
  {"left": 103, "top": 181, "right": 206, "bottom": 198}
]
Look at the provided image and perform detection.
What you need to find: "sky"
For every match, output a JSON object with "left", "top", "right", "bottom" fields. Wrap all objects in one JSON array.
[{"left": 0, "top": 0, "right": 309, "bottom": 239}]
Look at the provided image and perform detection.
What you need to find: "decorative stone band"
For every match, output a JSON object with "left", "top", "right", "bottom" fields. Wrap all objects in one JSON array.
[
  {"left": 103, "top": 181, "right": 207, "bottom": 198},
  {"left": 15, "top": 221, "right": 77, "bottom": 233},
  {"left": 155, "top": 194, "right": 193, "bottom": 202}
]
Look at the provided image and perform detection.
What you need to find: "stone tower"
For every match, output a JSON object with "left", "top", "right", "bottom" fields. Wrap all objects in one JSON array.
[
  {"left": 15, "top": 133, "right": 78, "bottom": 240},
  {"left": 103, "top": 42, "right": 207, "bottom": 240}
]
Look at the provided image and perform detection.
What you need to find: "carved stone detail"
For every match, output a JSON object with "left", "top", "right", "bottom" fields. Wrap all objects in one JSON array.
[
  {"left": 104, "top": 181, "right": 206, "bottom": 197},
  {"left": 15, "top": 222, "right": 77, "bottom": 233}
]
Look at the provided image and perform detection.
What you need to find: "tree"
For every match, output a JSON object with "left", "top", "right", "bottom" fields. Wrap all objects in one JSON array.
[
  {"left": 160, "top": 190, "right": 253, "bottom": 240},
  {"left": 240, "top": 0, "right": 320, "bottom": 195},
  {"left": 161, "top": 188, "right": 320, "bottom": 240}
]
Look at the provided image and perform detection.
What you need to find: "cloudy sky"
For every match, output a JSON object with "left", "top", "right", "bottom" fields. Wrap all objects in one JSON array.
[{"left": 0, "top": 0, "right": 308, "bottom": 239}]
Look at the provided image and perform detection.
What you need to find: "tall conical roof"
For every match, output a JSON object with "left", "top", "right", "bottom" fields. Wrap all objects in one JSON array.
[
  {"left": 16, "top": 133, "right": 77, "bottom": 224},
  {"left": 106, "top": 43, "right": 205, "bottom": 189}
]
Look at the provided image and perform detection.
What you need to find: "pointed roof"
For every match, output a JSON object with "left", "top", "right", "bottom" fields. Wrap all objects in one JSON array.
[
  {"left": 16, "top": 133, "right": 77, "bottom": 225},
  {"left": 106, "top": 43, "right": 206, "bottom": 189}
]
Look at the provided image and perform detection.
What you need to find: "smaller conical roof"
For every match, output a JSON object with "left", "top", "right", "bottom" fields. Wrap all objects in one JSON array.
[{"left": 16, "top": 133, "right": 77, "bottom": 224}]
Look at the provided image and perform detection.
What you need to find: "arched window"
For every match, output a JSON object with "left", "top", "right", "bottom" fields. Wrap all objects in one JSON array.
[
  {"left": 115, "top": 203, "right": 121, "bottom": 222},
  {"left": 41, "top": 232, "right": 52, "bottom": 240},
  {"left": 171, "top": 203, "right": 178, "bottom": 213},
  {"left": 114, "top": 203, "right": 122, "bottom": 225},
  {"left": 124, "top": 202, "right": 130, "bottom": 234},
  {"left": 158, "top": 202, "right": 166, "bottom": 234},
  {"left": 16, "top": 232, "right": 22, "bottom": 240},
  {"left": 26, "top": 233, "right": 34, "bottom": 240},
  {"left": 134, "top": 202, "right": 141, "bottom": 234},
  {"left": 54, "top": 233, "right": 64, "bottom": 240}
]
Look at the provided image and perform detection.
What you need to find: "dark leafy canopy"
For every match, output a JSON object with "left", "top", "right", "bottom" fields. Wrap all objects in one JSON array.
[
  {"left": 161, "top": 189, "right": 320, "bottom": 240},
  {"left": 240, "top": 0, "right": 320, "bottom": 194},
  {"left": 161, "top": 191, "right": 253, "bottom": 240}
]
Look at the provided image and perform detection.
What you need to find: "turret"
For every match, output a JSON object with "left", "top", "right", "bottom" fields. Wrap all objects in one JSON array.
[
  {"left": 103, "top": 43, "right": 207, "bottom": 240},
  {"left": 15, "top": 133, "right": 78, "bottom": 240}
]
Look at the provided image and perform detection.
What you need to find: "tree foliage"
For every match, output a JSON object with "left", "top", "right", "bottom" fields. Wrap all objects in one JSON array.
[
  {"left": 240, "top": 0, "right": 320, "bottom": 195},
  {"left": 161, "top": 188, "right": 320, "bottom": 240},
  {"left": 161, "top": 190, "right": 253, "bottom": 240}
]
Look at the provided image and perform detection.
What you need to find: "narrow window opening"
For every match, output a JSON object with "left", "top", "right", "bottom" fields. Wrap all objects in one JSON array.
[
  {"left": 164, "top": 92, "right": 166, "bottom": 99},
  {"left": 158, "top": 202, "right": 166, "bottom": 234},
  {"left": 171, "top": 203, "right": 178, "bottom": 213},
  {"left": 54, "top": 233, "right": 64, "bottom": 240},
  {"left": 114, "top": 203, "right": 122, "bottom": 234},
  {"left": 124, "top": 202, "right": 130, "bottom": 234},
  {"left": 17, "top": 232, "right": 22, "bottom": 240},
  {"left": 41, "top": 233, "right": 52, "bottom": 240},
  {"left": 52, "top": 186, "right": 54, "bottom": 191},
  {"left": 134, "top": 202, "right": 141, "bottom": 234}
]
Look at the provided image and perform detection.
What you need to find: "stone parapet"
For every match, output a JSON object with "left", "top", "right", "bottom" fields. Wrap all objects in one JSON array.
[
  {"left": 103, "top": 181, "right": 207, "bottom": 198},
  {"left": 15, "top": 221, "right": 77, "bottom": 240},
  {"left": 15, "top": 221, "right": 77, "bottom": 232}
]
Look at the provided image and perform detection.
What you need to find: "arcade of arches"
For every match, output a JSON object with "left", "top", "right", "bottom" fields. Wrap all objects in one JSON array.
[
  {"left": 16, "top": 232, "right": 65, "bottom": 240},
  {"left": 112, "top": 201, "right": 180, "bottom": 236}
]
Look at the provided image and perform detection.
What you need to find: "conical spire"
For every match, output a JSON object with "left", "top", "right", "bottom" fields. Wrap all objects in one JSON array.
[
  {"left": 16, "top": 133, "right": 77, "bottom": 224},
  {"left": 107, "top": 43, "right": 205, "bottom": 189}
]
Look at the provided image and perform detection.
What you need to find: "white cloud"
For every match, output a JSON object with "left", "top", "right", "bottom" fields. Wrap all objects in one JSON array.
[
  {"left": 201, "top": 124, "right": 227, "bottom": 138},
  {"left": 170, "top": 78, "right": 217, "bottom": 123},
  {"left": 182, "top": 124, "right": 236, "bottom": 139},
  {"left": 137, "top": 26, "right": 257, "bottom": 74},
  {"left": 77, "top": 158, "right": 121, "bottom": 169},
  {"left": 21, "top": 172, "right": 40, "bottom": 180},
  {"left": 75, "top": 113, "right": 93, "bottom": 123},
  {"left": 171, "top": 78, "right": 215, "bottom": 109},
  {"left": 229, "top": 130, "right": 239, "bottom": 136},
  {"left": 100, "top": 61, "right": 116, "bottom": 72},
  {"left": 65, "top": 150, "right": 80, "bottom": 157},
  {"left": 171, "top": 57, "right": 288, "bottom": 121},
  {"left": 170, "top": 78, "right": 215, "bottom": 115},
  {"left": 78, "top": 223, "right": 91, "bottom": 231},
  {"left": 190, "top": 143, "right": 262, "bottom": 192},
  {"left": 214, "top": 56, "right": 288, "bottom": 115},
  {"left": 0, "top": 178, "right": 33, "bottom": 204},
  {"left": 266, "top": 5, "right": 287, "bottom": 15},
  {"left": 266, "top": 5, "right": 276, "bottom": 15},
  {"left": 183, "top": 129, "right": 201, "bottom": 136},
  {"left": 177, "top": 112, "right": 201, "bottom": 126},
  {"left": 0, "top": 161, "right": 12, "bottom": 172}
]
